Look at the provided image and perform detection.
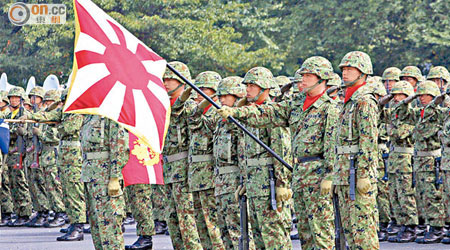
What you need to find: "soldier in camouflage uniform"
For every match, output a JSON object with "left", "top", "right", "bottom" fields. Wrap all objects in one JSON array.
[
  {"left": 162, "top": 61, "right": 203, "bottom": 250},
  {"left": 219, "top": 57, "right": 338, "bottom": 250},
  {"left": 0, "top": 87, "right": 33, "bottom": 226},
  {"left": 427, "top": 66, "right": 450, "bottom": 107},
  {"left": 439, "top": 87, "right": 450, "bottom": 244},
  {"left": 217, "top": 67, "right": 293, "bottom": 249},
  {"left": 400, "top": 66, "right": 423, "bottom": 90},
  {"left": 152, "top": 185, "right": 168, "bottom": 234},
  {"left": 79, "top": 115, "right": 128, "bottom": 249},
  {"left": 326, "top": 72, "right": 341, "bottom": 100},
  {"left": 384, "top": 81, "right": 419, "bottom": 243},
  {"left": 24, "top": 87, "right": 53, "bottom": 227},
  {"left": 174, "top": 71, "right": 225, "bottom": 250},
  {"left": 382, "top": 67, "right": 401, "bottom": 93},
  {"left": 269, "top": 77, "right": 282, "bottom": 101},
  {"left": 26, "top": 89, "right": 86, "bottom": 241},
  {"left": 334, "top": 51, "right": 379, "bottom": 249},
  {"left": 397, "top": 80, "right": 446, "bottom": 243},
  {"left": 275, "top": 75, "right": 293, "bottom": 100},
  {"left": 213, "top": 76, "right": 256, "bottom": 249}
]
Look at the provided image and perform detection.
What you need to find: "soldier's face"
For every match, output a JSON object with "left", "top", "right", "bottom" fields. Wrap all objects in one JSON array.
[
  {"left": 30, "top": 95, "right": 42, "bottom": 105},
  {"left": 430, "top": 78, "right": 447, "bottom": 91},
  {"left": 301, "top": 73, "right": 320, "bottom": 89},
  {"left": 219, "top": 94, "right": 237, "bottom": 107},
  {"left": 393, "top": 94, "right": 407, "bottom": 103},
  {"left": 163, "top": 79, "right": 183, "bottom": 95},
  {"left": 9, "top": 96, "right": 21, "bottom": 107},
  {"left": 401, "top": 77, "right": 418, "bottom": 88},
  {"left": 44, "top": 100, "right": 55, "bottom": 107},
  {"left": 384, "top": 80, "right": 396, "bottom": 91},
  {"left": 342, "top": 67, "right": 362, "bottom": 83},
  {"left": 246, "top": 83, "right": 262, "bottom": 99},
  {"left": 24, "top": 104, "right": 32, "bottom": 111},
  {"left": 198, "top": 87, "right": 215, "bottom": 102},
  {"left": 419, "top": 94, "right": 433, "bottom": 105}
]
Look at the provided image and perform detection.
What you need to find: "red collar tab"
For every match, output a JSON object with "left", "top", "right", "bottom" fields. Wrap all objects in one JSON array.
[
  {"left": 303, "top": 90, "right": 325, "bottom": 111},
  {"left": 344, "top": 82, "right": 366, "bottom": 103}
]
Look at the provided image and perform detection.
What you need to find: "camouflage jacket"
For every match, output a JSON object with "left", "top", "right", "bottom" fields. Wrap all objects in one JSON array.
[
  {"left": 31, "top": 107, "right": 84, "bottom": 141},
  {"left": 233, "top": 93, "right": 337, "bottom": 190},
  {"left": 0, "top": 106, "right": 29, "bottom": 150},
  {"left": 213, "top": 117, "right": 243, "bottom": 196},
  {"left": 334, "top": 84, "right": 379, "bottom": 185},
  {"left": 79, "top": 115, "right": 129, "bottom": 184},
  {"left": 162, "top": 99, "right": 190, "bottom": 184},
  {"left": 440, "top": 109, "right": 450, "bottom": 170}
]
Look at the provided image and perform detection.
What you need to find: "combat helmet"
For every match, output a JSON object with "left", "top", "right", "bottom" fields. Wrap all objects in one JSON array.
[
  {"left": 44, "top": 90, "right": 61, "bottom": 102},
  {"left": 416, "top": 80, "right": 440, "bottom": 97},
  {"left": 299, "top": 56, "right": 334, "bottom": 80},
  {"left": 216, "top": 76, "right": 246, "bottom": 98},
  {"left": 163, "top": 61, "right": 192, "bottom": 83},
  {"left": 366, "top": 76, "right": 387, "bottom": 96},
  {"left": 327, "top": 73, "right": 342, "bottom": 87},
  {"left": 391, "top": 81, "right": 415, "bottom": 97},
  {"left": 400, "top": 66, "right": 422, "bottom": 81},
  {"left": 194, "top": 71, "right": 221, "bottom": 92},
  {"left": 242, "top": 67, "right": 274, "bottom": 89},
  {"left": 382, "top": 67, "right": 401, "bottom": 81},
  {"left": 8, "top": 86, "right": 25, "bottom": 98},
  {"left": 427, "top": 66, "right": 450, "bottom": 83},
  {"left": 339, "top": 51, "right": 373, "bottom": 75},
  {"left": 29, "top": 86, "right": 45, "bottom": 99}
]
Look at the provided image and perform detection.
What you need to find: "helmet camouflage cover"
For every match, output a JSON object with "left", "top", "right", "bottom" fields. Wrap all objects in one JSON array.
[
  {"left": 8, "top": 86, "right": 25, "bottom": 98},
  {"left": 416, "top": 80, "right": 440, "bottom": 97},
  {"left": 326, "top": 73, "right": 342, "bottom": 87},
  {"left": 163, "top": 61, "right": 192, "bottom": 83},
  {"left": 299, "top": 56, "right": 334, "bottom": 80},
  {"left": 242, "top": 67, "right": 274, "bottom": 89},
  {"left": 400, "top": 66, "right": 422, "bottom": 81},
  {"left": 366, "top": 76, "right": 387, "bottom": 96},
  {"left": 275, "top": 76, "right": 291, "bottom": 87},
  {"left": 339, "top": 51, "right": 373, "bottom": 75},
  {"left": 216, "top": 76, "right": 246, "bottom": 98},
  {"left": 427, "top": 66, "right": 450, "bottom": 83},
  {"left": 44, "top": 89, "right": 61, "bottom": 102},
  {"left": 391, "top": 80, "right": 415, "bottom": 97},
  {"left": 194, "top": 71, "right": 222, "bottom": 91},
  {"left": 382, "top": 67, "right": 401, "bottom": 81},
  {"left": 23, "top": 96, "right": 31, "bottom": 106},
  {"left": 29, "top": 86, "right": 45, "bottom": 98},
  {"left": 0, "top": 90, "right": 8, "bottom": 104}
]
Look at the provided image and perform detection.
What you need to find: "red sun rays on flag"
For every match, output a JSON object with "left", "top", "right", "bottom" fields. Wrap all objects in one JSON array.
[{"left": 67, "top": 0, "right": 169, "bottom": 153}]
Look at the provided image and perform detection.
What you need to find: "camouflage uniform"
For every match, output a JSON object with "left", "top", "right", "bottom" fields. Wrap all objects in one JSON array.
[
  {"left": 427, "top": 66, "right": 450, "bottom": 107},
  {"left": 80, "top": 115, "right": 128, "bottom": 250},
  {"left": 30, "top": 98, "right": 87, "bottom": 226},
  {"left": 334, "top": 51, "right": 379, "bottom": 250},
  {"left": 163, "top": 61, "right": 203, "bottom": 250},
  {"left": 213, "top": 76, "right": 255, "bottom": 250},
  {"left": 230, "top": 58, "right": 338, "bottom": 250},
  {"left": 175, "top": 71, "right": 225, "bottom": 250},
  {"left": 0, "top": 107, "right": 13, "bottom": 222},
  {"left": 387, "top": 81, "right": 418, "bottom": 229},
  {"left": 125, "top": 184, "right": 155, "bottom": 236},
  {"left": 400, "top": 66, "right": 423, "bottom": 108},
  {"left": 151, "top": 184, "right": 166, "bottom": 221}
]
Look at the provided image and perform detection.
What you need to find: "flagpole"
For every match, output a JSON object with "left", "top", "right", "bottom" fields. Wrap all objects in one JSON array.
[
  {"left": 3, "top": 119, "right": 58, "bottom": 124},
  {"left": 166, "top": 64, "right": 293, "bottom": 172}
]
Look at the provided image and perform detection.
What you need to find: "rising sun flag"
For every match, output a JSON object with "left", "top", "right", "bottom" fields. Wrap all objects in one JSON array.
[{"left": 65, "top": 0, "right": 170, "bottom": 169}]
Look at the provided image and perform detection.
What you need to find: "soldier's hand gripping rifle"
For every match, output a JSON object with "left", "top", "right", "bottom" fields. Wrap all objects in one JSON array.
[
  {"left": 274, "top": 82, "right": 294, "bottom": 102},
  {"left": 30, "top": 103, "right": 41, "bottom": 168},
  {"left": 379, "top": 94, "right": 393, "bottom": 107},
  {"left": 435, "top": 157, "right": 443, "bottom": 189},
  {"left": 381, "top": 152, "right": 389, "bottom": 182},
  {"left": 268, "top": 164, "right": 277, "bottom": 210},
  {"left": 349, "top": 154, "right": 356, "bottom": 201},
  {"left": 238, "top": 176, "right": 249, "bottom": 250},
  {"left": 412, "top": 151, "right": 416, "bottom": 188}
]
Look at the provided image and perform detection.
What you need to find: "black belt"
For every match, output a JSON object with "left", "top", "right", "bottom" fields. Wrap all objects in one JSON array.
[{"left": 295, "top": 154, "right": 324, "bottom": 164}]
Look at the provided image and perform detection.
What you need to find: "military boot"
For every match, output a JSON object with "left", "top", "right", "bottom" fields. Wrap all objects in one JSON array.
[
  {"left": 45, "top": 212, "right": 66, "bottom": 227},
  {"left": 60, "top": 224, "right": 73, "bottom": 234},
  {"left": 290, "top": 233, "right": 300, "bottom": 240},
  {"left": 154, "top": 220, "right": 168, "bottom": 235},
  {"left": 83, "top": 224, "right": 91, "bottom": 234},
  {"left": 57, "top": 223, "right": 84, "bottom": 241},
  {"left": 415, "top": 224, "right": 427, "bottom": 236},
  {"left": 387, "top": 220, "right": 401, "bottom": 235},
  {"left": 378, "top": 222, "right": 389, "bottom": 241},
  {"left": 8, "top": 216, "right": 30, "bottom": 227},
  {"left": 30, "top": 211, "right": 49, "bottom": 227},
  {"left": 416, "top": 226, "right": 443, "bottom": 244},
  {"left": 125, "top": 235, "right": 153, "bottom": 250},
  {"left": 123, "top": 213, "right": 135, "bottom": 225},
  {"left": 393, "top": 225, "right": 417, "bottom": 243},
  {"left": 0, "top": 213, "right": 13, "bottom": 227},
  {"left": 441, "top": 230, "right": 450, "bottom": 244}
]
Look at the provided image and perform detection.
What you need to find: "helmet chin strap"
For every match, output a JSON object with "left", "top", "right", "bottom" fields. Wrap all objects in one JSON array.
[
  {"left": 302, "top": 79, "right": 324, "bottom": 95},
  {"left": 167, "top": 83, "right": 183, "bottom": 96},
  {"left": 343, "top": 73, "right": 365, "bottom": 87},
  {"left": 248, "top": 88, "right": 266, "bottom": 102}
]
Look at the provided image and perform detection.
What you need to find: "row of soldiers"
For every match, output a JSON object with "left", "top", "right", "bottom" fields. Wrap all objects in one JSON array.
[{"left": 0, "top": 86, "right": 169, "bottom": 249}]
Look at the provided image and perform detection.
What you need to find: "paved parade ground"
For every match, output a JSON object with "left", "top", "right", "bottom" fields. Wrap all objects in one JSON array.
[{"left": 0, "top": 225, "right": 448, "bottom": 250}]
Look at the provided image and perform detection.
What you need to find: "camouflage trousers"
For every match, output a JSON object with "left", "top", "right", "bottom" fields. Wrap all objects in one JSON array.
[
  {"left": 125, "top": 184, "right": 155, "bottom": 236},
  {"left": 376, "top": 167, "right": 390, "bottom": 224},
  {"left": 388, "top": 172, "right": 418, "bottom": 226},
  {"left": 7, "top": 153, "right": 32, "bottom": 217},
  {"left": 216, "top": 192, "right": 256, "bottom": 250},
  {"left": 26, "top": 151, "right": 49, "bottom": 212},
  {"left": 247, "top": 196, "right": 292, "bottom": 250},
  {"left": 152, "top": 185, "right": 166, "bottom": 221},
  {"left": 0, "top": 162, "right": 13, "bottom": 214},
  {"left": 193, "top": 188, "right": 225, "bottom": 250},
  {"left": 442, "top": 171, "right": 450, "bottom": 224},
  {"left": 336, "top": 184, "right": 379, "bottom": 250},
  {"left": 58, "top": 145, "right": 86, "bottom": 224},
  {"left": 164, "top": 181, "right": 203, "bottom": 250},
  {"left": 415, "top": 171, "right": 445, "bottom": 227},
  {"left": 85, "top": 182, "right": 125, "bottom": 250},
  {"left": 41, "top": 145, "right": 65, "bottom": 213},
  {"left": 293, "top": 184, "right": 335, "bottom": 250}
]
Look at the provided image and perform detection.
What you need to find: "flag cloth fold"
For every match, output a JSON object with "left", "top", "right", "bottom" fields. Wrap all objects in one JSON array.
[
  {"left": 0, "top": 119, "right": 10, "bottom": 154},
  {"left": 122, "top": 132, "right": 164, "bottom": 186},
  {"left": 65, "top": 0, "right": 170, "bottom": 163}
]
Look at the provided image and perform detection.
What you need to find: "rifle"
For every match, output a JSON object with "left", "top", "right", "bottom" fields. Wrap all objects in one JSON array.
[
  {"left": 435, "top": 157, "right": 443, "bottom": 189},
  {"left": 15, "top": 106, "right": 26, "bottom": 170},
  {"left": 333, "top": 191, "right": 346, "bottom": 250},
  {"left": 349, "top": 154, "right": 356, "bottom": 201},
  {"left": 275, "top": 82, "right": 294, "bottom": 102},
  {"left": 381, "top": 152, "right": 389, "bottom": 182},
  {"left": 412, "top": 153, "right": 416, "bottom": 188},
  {"left": 268, "top": 165, "right": 277, "bottom": 210},
  {"left": 238, "top": 176, "right": 249, "bottom": 250},
  {"left": 30, "top": 103, "right": 41, "bottom": 168}
]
